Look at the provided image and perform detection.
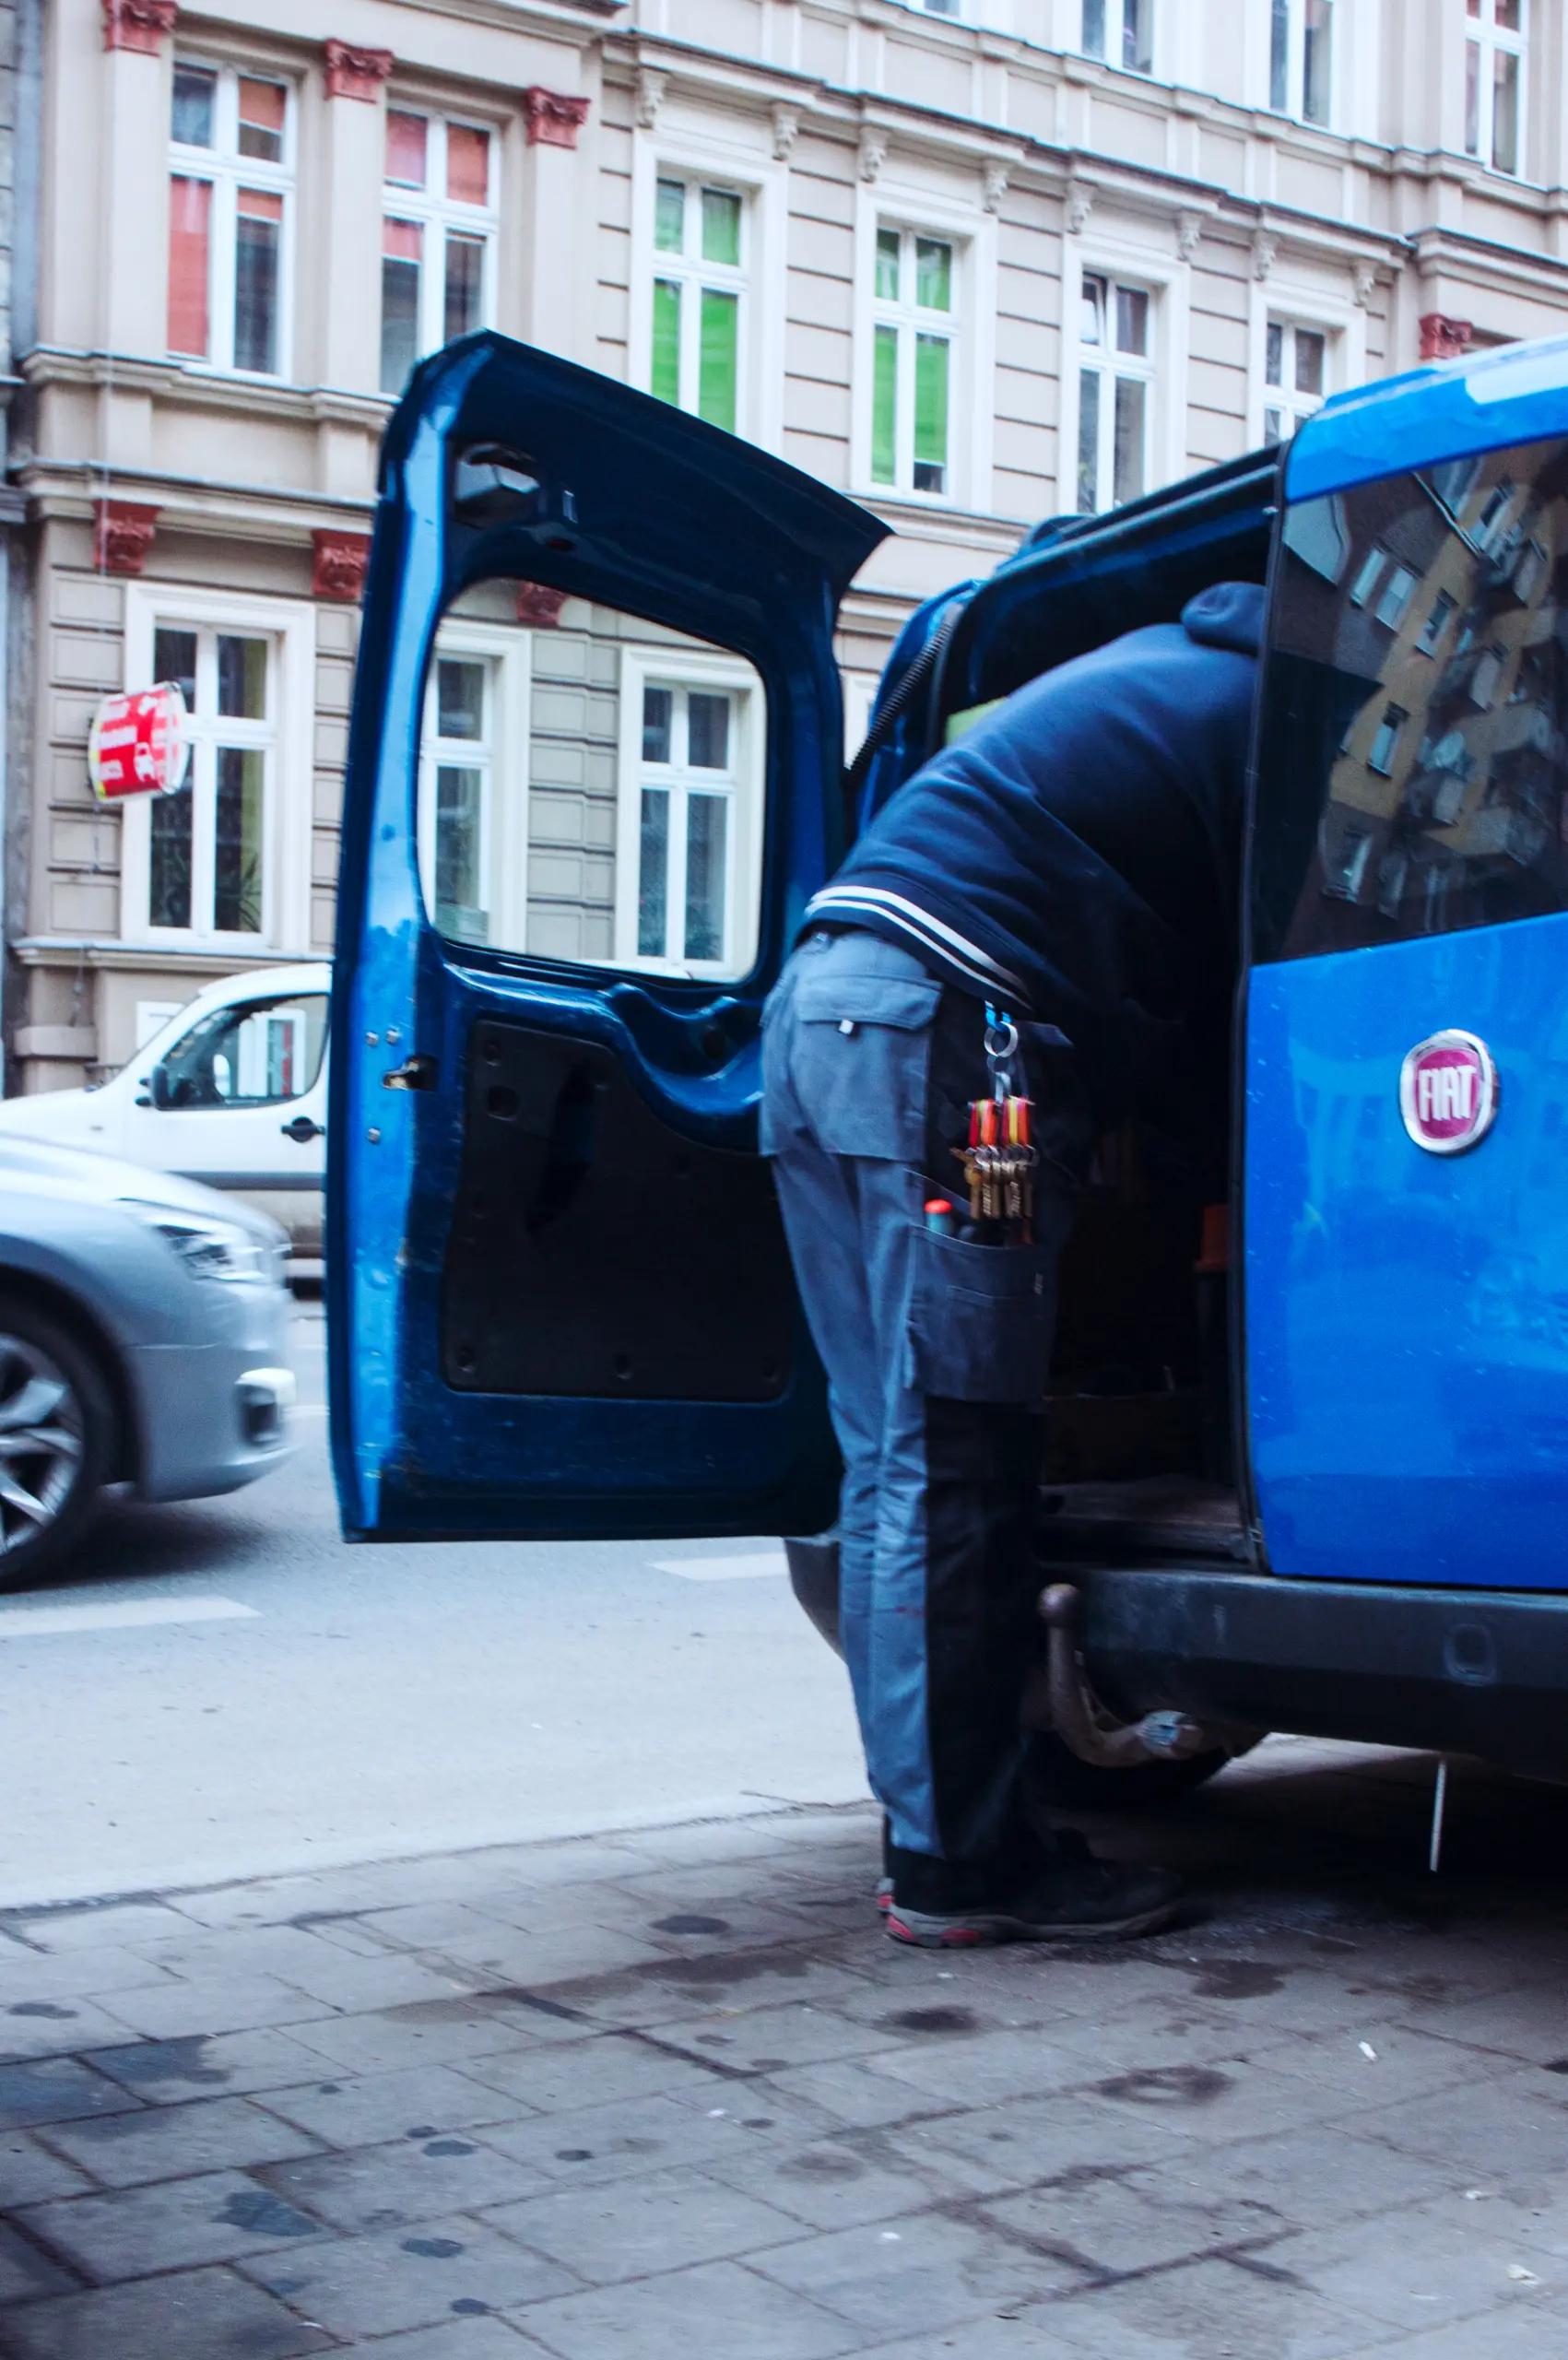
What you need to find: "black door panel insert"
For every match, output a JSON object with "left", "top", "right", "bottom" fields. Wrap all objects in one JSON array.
[{"left": 442, "top": 1020, "right": 794, "bottom": 1399}]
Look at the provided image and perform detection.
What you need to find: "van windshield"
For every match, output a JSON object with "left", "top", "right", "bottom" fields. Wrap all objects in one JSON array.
[{"left": 1252, "top": 433, "right": 1568, "bottom": 962}]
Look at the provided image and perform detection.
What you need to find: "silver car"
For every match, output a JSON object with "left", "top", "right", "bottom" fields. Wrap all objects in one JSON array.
[{"left": 0, "top": 1136, "right": 295, "bottom": 1587}]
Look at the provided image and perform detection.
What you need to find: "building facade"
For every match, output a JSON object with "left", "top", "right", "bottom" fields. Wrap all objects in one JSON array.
[{"left": 9, "top": 0, "right": 1568, "bottom": 1088}]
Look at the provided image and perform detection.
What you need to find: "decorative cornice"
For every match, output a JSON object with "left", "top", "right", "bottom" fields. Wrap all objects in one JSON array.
[
  {"left": 93, "top": 500, "right": 159, "bottom": 576},
  {"left": 1420, "top": 312, "right": 1473, "bottom": 360},
  {"left": 101, "top": 0, "right": 176, "bottom": 55},
  {"left": 635, "top": 66, "right": 666, "bottom": 129},
  {"left": 524, "top": 87, "right": 591, "bottom": 149},
  {"left": 857, "top": 126, "right": 888, "bottom": 184},
  {"left": 515, "top": 583, "right": 566, "bottom": 628},
  {"left": 324, "top": 41, "right": 395, "bottom": 102},
  {"left": 772, "top": 103, "right": 801, "bottom": 162},
  {"left": 312, "top": 529, "right": 371, "bottom": 603}
]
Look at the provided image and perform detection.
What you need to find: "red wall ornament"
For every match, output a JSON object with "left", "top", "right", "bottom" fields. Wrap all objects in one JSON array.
[
  {"left": 515, "top": 583, "right": 566, "bottom": 628},
  {"left": 324, "top": 40, "right": 395, "bottom": 102},
  {"left": 102, "top": 0, "right": 177, "bottom": 54},
  {"left": 312, "top": 530, "right": 372, "bottom": 604},
  {"left": 1419, "top": 313, "right": 1474, "bottom": 362},
  {"left": 523, "top": 88, "right": 592, "bottom": 149},
  {"left": 93, "top": 501, "right": 159, "bottom": 576}
]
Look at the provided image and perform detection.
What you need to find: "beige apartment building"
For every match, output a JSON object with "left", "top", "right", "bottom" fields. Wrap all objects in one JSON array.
[{"left": 8, "top": 0, "right": 1568, "bottom": 1088}]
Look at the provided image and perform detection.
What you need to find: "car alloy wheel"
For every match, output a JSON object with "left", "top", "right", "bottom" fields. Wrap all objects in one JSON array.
[{"left": 0, "top": 1332, "right": 85, "bottom": 1553}]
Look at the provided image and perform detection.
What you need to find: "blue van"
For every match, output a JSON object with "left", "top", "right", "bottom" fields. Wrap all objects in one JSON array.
[{"left": 328, "top": 328, "right": 1568, "bottom": 1804}]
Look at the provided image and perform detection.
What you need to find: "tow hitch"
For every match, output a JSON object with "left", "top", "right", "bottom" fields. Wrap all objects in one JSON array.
[{"left": 1037, "top": 1581, "right": 1262, "bottom": 1769}]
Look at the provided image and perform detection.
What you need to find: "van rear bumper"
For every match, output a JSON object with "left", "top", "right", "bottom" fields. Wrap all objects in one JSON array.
[
  {"left": 782, "top": 1535, "right": 1568, "bottom": 1782},
  {"left": 1077, "top": 1564, "right": 1568, "bottom": 1784}
]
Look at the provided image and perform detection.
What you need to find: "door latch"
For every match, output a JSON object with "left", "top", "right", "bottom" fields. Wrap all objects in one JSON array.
[{"left": 383, "top": 1054, "right": 437, "bottom": 1092}]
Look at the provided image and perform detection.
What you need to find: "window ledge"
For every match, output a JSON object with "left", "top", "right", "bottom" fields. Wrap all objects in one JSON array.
[{"left": 11, "top": 939, "right": 314, "bottom": 975}]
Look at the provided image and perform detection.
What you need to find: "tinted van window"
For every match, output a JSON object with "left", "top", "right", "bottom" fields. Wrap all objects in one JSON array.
[{"left": 1253, "top": 436, "right": 1568, "bottom": 962}]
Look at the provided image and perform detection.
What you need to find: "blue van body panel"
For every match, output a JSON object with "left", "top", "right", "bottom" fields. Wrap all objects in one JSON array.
[
  {"left": 1246, "top": 914, "right": 1568, "bottom": 1589},
  {"left": 1289, "top": 334, "right": 1568, "bottom": 503},
  {"left": 328, "top": 333, "right": 885, "bottom": 1539}
]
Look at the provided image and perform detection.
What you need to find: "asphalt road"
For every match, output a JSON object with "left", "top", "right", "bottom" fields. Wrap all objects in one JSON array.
[{"left": 0, "top": 1301, "right": 867, "bottom": 1911}]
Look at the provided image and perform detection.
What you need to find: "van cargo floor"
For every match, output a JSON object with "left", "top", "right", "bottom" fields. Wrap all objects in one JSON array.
[{"left": 1038, "top": 1476, "right": 1246, "bottom": 1564}]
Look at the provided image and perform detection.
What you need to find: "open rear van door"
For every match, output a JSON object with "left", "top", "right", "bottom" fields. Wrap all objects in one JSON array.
[{"left": 328, "top": 334, "right": 886, "bottom": 1540}]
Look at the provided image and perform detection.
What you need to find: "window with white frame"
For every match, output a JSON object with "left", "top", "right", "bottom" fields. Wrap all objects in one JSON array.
[
  {"left": 1264, "top": 320, "right": 1327, "bottom": 445},
  {"left": 1466, "top": 0, "right": 1526, "bottom": 179},
  {"left": 651, "top": 178, "right": 747, "bottom": 434},
  {"left": 147, "top": 625, "right": 274, "bottom": 939},
  {"left": 1081, "top": 0, "right": 1153, "bottom": 72},
  {"left": 1269, "top": 0, "right": 1334, "bottom": 127},
  {"left": 1078, "top": 273, "right": 1152, "bottom": 513},
  {"left": 168, "top": 62, "right": 291, "bottom": 376},
  {"left": 871, "top": 228, "right": 957, "bottom": 500},
  {"left": 381, "top": 111, "right": 497, "bottom": 396},
  {"left": 637, "top": 683, "right": 737, "bottom": 967},
  {"left": 614, "top": 654, "right": 762, "bottom": 979},
  {"left": 417, "top": 621, "right": 529, "bottom": 951}
]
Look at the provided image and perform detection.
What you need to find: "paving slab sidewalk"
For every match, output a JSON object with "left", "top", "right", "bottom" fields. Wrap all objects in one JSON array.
[{"left": 2, "top": 1741, "right": 1568, "bottom": 2358}]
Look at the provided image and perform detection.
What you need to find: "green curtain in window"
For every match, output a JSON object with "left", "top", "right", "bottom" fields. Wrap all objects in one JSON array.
[
  {"left": 872, "top": 324, "right": 898, "bottom": 485},
  {"left": 699, "top": 289, "right": 738, "bottom": 431},
  {"left": 914, "top": 239, "right": 951, "bottom": 313},
  {"left": 914, "top": 333, "right": 949, "bottom": 488},
  {"left": 701, "top": 189, "right": 741, "bottom": 267},
  {"left": 655, "top": 179, "right": 684, "bottom": 254},
  {"left": 652, "top": 279, "right": 681, "bottom": 407},
  {"left": 875, "top": 230, "right": 901, "bottom": 302}
]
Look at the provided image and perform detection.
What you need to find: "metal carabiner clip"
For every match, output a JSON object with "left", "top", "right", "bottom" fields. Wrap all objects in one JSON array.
[{"left": 984, "top": 1004, "right": 1020, "bottom": 1103}]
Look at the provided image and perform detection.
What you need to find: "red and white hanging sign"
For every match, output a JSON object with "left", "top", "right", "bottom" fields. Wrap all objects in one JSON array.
[
  {"left": 1399, "top": 1030, "right": 1499, "bottom": 1156},
  {"left": 87, "top": 682, "right": 191, "bottom": 803}
]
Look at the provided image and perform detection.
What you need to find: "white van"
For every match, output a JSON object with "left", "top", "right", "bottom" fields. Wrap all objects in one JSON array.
[{"left": 0, "top": 964, "right": 330, "bottom": 1270}]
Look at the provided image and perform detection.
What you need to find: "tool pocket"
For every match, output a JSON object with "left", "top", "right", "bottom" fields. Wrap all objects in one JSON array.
[
  {"left": 907, "top": 1227, "right": 1057, "bottom": 1404},
  {"left": 791, "top": 973, "right": 940, "bottom": 1161}
]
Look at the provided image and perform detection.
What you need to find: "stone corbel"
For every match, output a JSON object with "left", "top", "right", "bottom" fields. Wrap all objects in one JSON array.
[
  {"left": 516, "top": 584, "right": 566, "bottom": 628},
  {"left": 101, "top": 0, "right": 176, "bottom": 55},
  {"left": 1176, "top": 209, "right": 1203, "bottom": 262},
  {"left": 524, "top": 88, "right": 592, "bottom": 150},
  {"left": 1420, "top": 313, "right": 1472, "bottom": 360},
  {"left": 858, "top": 127, "right": 889, "bottom": 184},
  {"left": 93, "top": 501, "right": 158, "bottom": 576},
  {"left": 324, "top": 41, "right": 395, "bottom": 102},
  {"left": 772, "top": 104, "right": 801, "bottom": 163},
  {"left": 635, "top": 68, "right": 666, "bottom": 131},
  {"left": 1352, "top": 262, "right": 1377, "bottom": 310},
  {"left": 1252, "top": 227, "right": 1277, "bottom": 282},
  {"left": 982, "top": 161, "right": 1008, "bottom": 216},
  {"left": 1065, "top": 178, "right": 1093, "bottom": 236},
  {"left": 312, "top": 530, "right": 371, "bottom": 604}
]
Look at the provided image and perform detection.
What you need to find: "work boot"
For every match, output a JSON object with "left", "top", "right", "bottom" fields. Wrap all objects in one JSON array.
[{"left": 884, "top": 1833, "right": 1183, "bottom": 1949}]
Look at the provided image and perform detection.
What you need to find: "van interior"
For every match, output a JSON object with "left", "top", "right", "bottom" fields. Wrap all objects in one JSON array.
[{"left": 914, "top": 450, "right": 1279, "bottom": 1575}]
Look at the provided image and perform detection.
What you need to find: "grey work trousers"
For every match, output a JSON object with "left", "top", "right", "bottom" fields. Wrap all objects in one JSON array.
[{"left": 761, "top": 927, "right": 1076, "bottom": 1876}]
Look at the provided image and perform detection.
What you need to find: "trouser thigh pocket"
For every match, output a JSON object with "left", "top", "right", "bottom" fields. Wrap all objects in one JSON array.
[{"left": 908, "top": 1227, "right": 1057, "bottom": 1404}]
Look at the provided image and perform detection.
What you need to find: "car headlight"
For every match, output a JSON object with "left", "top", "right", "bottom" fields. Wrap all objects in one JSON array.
[{"left": 126, "top": 1204, "right": 273, "bottom": 1284}]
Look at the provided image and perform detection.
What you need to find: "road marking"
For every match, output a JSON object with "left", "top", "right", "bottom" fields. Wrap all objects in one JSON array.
[
  {"left": 650, "top": 1552, "right": 790, "bottom": 1582},
  {"left": 0, "top": 1598, "right": 260, "bottom": 1638}
]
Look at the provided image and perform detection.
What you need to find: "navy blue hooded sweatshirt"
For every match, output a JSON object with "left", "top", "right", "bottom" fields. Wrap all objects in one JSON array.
[{"left": 805, "top": 582, "right": 1264, "bottom": 1147}]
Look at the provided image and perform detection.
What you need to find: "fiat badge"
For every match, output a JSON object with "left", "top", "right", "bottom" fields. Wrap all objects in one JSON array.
[{"left": 1399, "top": 1030, "right": 1498, "bottom": 1156}]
